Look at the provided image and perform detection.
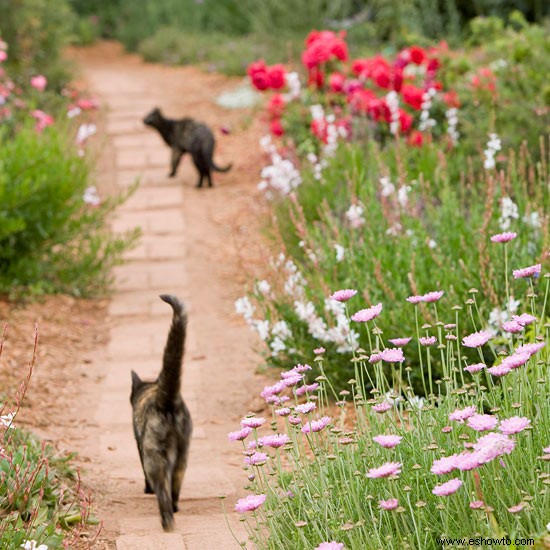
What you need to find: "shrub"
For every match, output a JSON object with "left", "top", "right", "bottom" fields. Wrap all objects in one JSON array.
[{"left": 227, "top": 255, "right": 549, "bottom": 548}]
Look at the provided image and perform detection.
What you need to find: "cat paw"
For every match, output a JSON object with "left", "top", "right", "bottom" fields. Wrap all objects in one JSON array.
[
  {"left": 144, "top": 485, "right": 154, "bottom": 494},
  {"left": 168, "top": 172, "right": 176, "bottom": 178},
  {"left": 173, "top": 503, "right": 179, "bottom": 513}
]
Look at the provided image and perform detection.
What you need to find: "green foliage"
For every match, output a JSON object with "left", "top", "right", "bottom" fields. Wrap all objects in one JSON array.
[
  {"left": 0, "top": 0, "right": 75, "bottom": 90},
  {"left": 0, "top": 125, "right": 139, "bottom": 298}
]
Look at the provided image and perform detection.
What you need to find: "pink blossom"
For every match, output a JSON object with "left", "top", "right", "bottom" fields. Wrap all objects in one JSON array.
[
  {"left": 235, "top": 493, "right": 267, "bottom": 513},
  {"left": 419, "top": 336, "right": 437, "bottom": 346},
  {"left": 295, "top": 402, "right": 316, "bottom": 414},
  {"left": 30, "top": 74, "right": 47, "bottom": 91},
  {"left": 369, "top": 353, "right": 382, "bottom": 363},
  {"left": 515, "top": 341, "right": 545, "bottom": 356},
  {"left": 259, "top": 434, "right": 291, "bottom": 448},
  {"left": 464, "top": 363, "right": 485, "bottom": 374},
  {"left": 373, "top": 434, "right": 402, "bottom": 448},
  {"left": 31, "top": 109, "right": 54, "bottom": 132},
  {"left": 282, "top": 374, "right": 304, "bottom": 387},
  {"left": 512, "top": 263, "right": 541, "bottom": 279},
  {"left": 487, "top": 363, "right": 512, "bottom": 377},
  {"left": 544, "top": 445, "right": 550, "bottom": 454},
  {"left": 261, "top": 380, "right": 287, "bottom": 399},
  {"left": 454, "top": 451, "right": 483, "bottom": 471},
  {"left": 366, "top": 461, "right": 402, "bottom": 479},
  {"left": 406, "top": 295, "right": 423, "bottom": 304},
  {"left": 431, "top": 455, "right": 457, "bottom": 475},
  {"left": 490, "top": 232, "right": 517, "bottom": 243},
  {"left": 462, "top": 330, "right": 492, "bottom": 348},
  {"left": 295, "top": 383, "right": 319, "bottom": 396},
  {"left": 422, "top": 291, "right": 444, "bottom": 303},
  {"left": 275, "top": 407, "right": 291, "bottom": 417},
  {"left": 507, "top": 502, "right": 526, "bottom": 514},
  {"left": 315, "top": 543, "right": 344, "bottom": 550},
  {"left": 372, "top": 401, "right": 392, "bottom": 413},
  {"left": 502, "top": 321, "right": 524, "bottom": 333},
  {"left": 502, "top": 352, "right": 531, "bottom": 370},
  {"left": 0, "top": 51, "right": 7, "bottom": 62},
  {"left": 470, "top": 500, "right": 485, "bottom": 509},
  {"left": 512, "top": 313, "right": 536, "bottom": 326},
  {"left": 432, "top": 478, "right": 463, "bottom": 496},
  {"left": 473, "top": 432, "right": 515, "bottom": 462},
  {"left": 498, "top": 416, "right": 530, "bottom": 435},
  {"left": 283, "top": 364, "right": 312, "bottom": 376},
  {"left": 449, "top": 405, "right": 476, "bottom": 422},
  {"left": 330, "top": 289, "right": 357, "bottom": 302},
  {"left": 244, "top": 452, "right": 268, "bottom": 465},
  {"left": 228, "top": 427, "right": 252, "bottom": 441},
  {"left": 301, "top": 416, "right": 331, "bottom": 433},
  {"left": 442, "top": 426, "right": 452, "bottom": 433},
  {"left": 378, "top": 498, "right": 399, "bottom": 510},
  {"left": 379, "top": 348, "right": 405, "bottom": 363},
  {"left": 351, "top": 303, "right": 382, "bottom": 322},
  {"left": 467, "top": 414, "right": 498, "bottom": 432},
  {"left": 241, "top": 416, "right": 266, "bottom": 428},
  {"left": 388, "top": 337, "right": 411, "bottom": 347},
  {"left": 313, "top": 347, "right": 325, "bottom": 354},
  {"left": 288, "top": 415, "right": 302, "bottom": 425}
]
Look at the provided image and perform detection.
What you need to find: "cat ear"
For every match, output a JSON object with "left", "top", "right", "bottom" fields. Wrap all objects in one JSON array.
[{"left": 131, "top": 370, "right": 143, "bottom": 391}]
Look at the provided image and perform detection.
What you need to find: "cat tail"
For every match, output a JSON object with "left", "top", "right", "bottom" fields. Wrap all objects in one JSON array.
[
  {"left": 211, "top": 161, "right": 233, "bottom": 173},
  {"left": 156, "top": 474, "right": 175, "bottom": 531},
  {"left": 157, "top": 294, "right": 187, "bottom": 409}
]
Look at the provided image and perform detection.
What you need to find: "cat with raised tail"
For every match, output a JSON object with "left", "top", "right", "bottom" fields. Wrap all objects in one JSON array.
[
  {"left": 130, "top": 294, "right": 192, "bottom": 532},
  {"left": 143, "top": 107, "right": 232, "bottom": 188}
]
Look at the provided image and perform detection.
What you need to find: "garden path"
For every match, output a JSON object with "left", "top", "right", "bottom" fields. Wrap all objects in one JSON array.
[{"left": 67, "top": 42, "right": 267, "bottom": 549}]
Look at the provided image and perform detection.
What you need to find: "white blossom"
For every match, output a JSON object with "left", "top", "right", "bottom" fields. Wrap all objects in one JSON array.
[
  {"left": 498, "top": 196, "right": 519, "bottom": 230},
  {"left": 483, "top": 133, "right": 502, "bottom": 170},
  {"left": 445, "top": 108, "right": 460, "bottom": 146},
  {"left": 334, "top": 244, "right": 345, "bottom": 262},
  {"left": 235, "top": 296, "right": 255, "bottom": 321},
  {"left": 83, "top": 186, "right": 101, "bottom": 206},
  {"left": 345, "top": 203, "right": 365, "bottom": 228},
  {"left": 379, "top": 176, "right": 395, "bottom": 197},
  {"left": 255, "top": 280, "right": 271, "bottom": 295}
]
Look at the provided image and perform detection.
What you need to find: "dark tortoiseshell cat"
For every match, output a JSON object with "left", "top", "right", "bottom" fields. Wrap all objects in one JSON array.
[
  {"left": 143, "top": 107, "right": 232, "bottom": 188},
  {"left": 130, "top": 294, "right": 192, "bottom": 531}
]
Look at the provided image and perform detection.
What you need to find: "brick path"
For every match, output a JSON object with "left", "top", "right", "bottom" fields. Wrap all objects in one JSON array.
[{"left": 73, "top": 43, "right": 264, "bottom": 549}]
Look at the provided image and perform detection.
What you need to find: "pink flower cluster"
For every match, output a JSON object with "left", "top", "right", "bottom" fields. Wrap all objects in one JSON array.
[
  {"left": 407, "top": 290, "right": 444, "bottom": 304},
  {"left": 235, "top": 493, "right": 266, "bottom": 513},
  {"left": 247, "top": 60, "right": 286, "bottom": 91}
]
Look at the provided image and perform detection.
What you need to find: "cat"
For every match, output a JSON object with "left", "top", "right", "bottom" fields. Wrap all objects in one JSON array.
[
  {"left": 143, "top": 107, "right": 232, "bottom": 188},
  {"left": 130, "top": 294, "right": 192, "bottom": 532}
]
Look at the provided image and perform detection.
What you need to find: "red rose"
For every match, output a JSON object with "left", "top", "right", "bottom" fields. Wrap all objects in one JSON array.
[
  {"left": 270, "top": 118, "right": 284, "bottom": 137},
  {"left": 372, "top": 65, "right": 391, "bottom": 89},
  {"left": 268, "top": 64, "right": 286, "bottom": 90},
  {"left": 401, "top": 84, "right": 424, "bottom": 110},
  {"left": 351, "top": 58, "right": 370, "bottom": 77},
  {"left": 308, "top": 67, "right": 325, "bottom": 88},
  {"left": 329, "top": 72, "right": 345, "bottom": 93},
  {"left": 393, "top": 69, "right": 403, "bottom": 92},
  {"left": 330, "top": 37, "right": 348, "bottom": 61},
  {"left": 268, "top": 94, "right": 286, "bottom": 119},
  {"left": 409, "top": 46, "right": 425, "bottom": 65},
  {"left": 426, "top": 57, "right": 440, "bottom": 73},
  {"left": 247, "top": 59, "right": 267, "bottom": 77},
  {"left": 398, "top": 109, "right": 413, "bottom": 133},
  {"left": 251, "top": 71, "right": 270, "bottom": 91}
]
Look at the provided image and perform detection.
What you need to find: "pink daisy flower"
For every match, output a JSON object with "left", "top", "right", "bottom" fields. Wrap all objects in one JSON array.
[
  {"left": 470, "top": 500, "right": 485, "bottom": 509},
  {"left": 288, "top": 415, "right": 302, "bottom": 425},
  {"left": 422, "top": 290, "right": 444, "bottom": 303},
  {"left": 301, "top": 416, "right": 331, "bottom": 433},
  {"left": 378, "top": 498, "right": 399, "bottom": 511},
  {"left": 282, "top": 374, "right": 304, "bottom": 387},
  {"left": 295, "top": 402, "right": 316, "bottom": 414},
  {"left": 313, "top": 347, "right": 325, "bottom": 354},
  {"left": 473, "top": 432, "right": 515, "bottom": 462},
  {"left": 498, "top": 416, "right": 530, "bottom": 435},
  {"left": 512, "top": 313, "right": 536, "bottom": 326},
  {"left": 228, "top": 427, "right": 252, "bottom": 441},
  {"left": 330, "top": 289, "right": 357, "bottom": 302},
  {"left": 419, "top": 336, "right": 437, "bottom": 346},
  {"left": 369, "top": 352, "right": 382, "bottom": 363},
  {"left": 448, "top": 405, "right": 476, "bottom": 422},
  {"left": 454, "top": 451, "right": 483, "bottom": 471},
  {"left": 502, "top": 321, "right": 524, "bottom": 333},
  {"left": 406, "top": 295, "right": 423, "bottom": 304},
  {"left": 235, "top": 493, "right": 267, "bottom": 513},
  {"left": 512, "top": 263, "right": 541, "bottom": 279},
  {"left": 373, "top": 435, "right": 402, "bottom": 448},
  {"left": 464, "top": 363, "right": 485, "bottom": 374},
  {"left": 515, "top": 341, "right": 545, "bottom": 356},
  {"left": 487, "top": 363, "right": 512, "bottom": 377},
  {"left": 285, "top": 364, "right": 313, "bottom": 374},
  {"left": 260, "top": 380, "right": 287, "bottom": 399},
  {"left": 366, "top": 461, "right": 402, "bottom": 479},
  {"left": 432, "top": 478, "right": 463, "bottom": 496},
  {"left": 501, "top": 352, "right": 531, "bottom": 370},
  {"left": 372, "top": 401, "right": 392, "bottom": 414},
  {"left": 431, "top": 455, "right": 457, "bottom": 475},
  {"left": 295, "top": 383, "right": 319, "bottom": 396},
  {"left": 315, "top": 543, "right": 344, "bottom": 550},
  {"left": 507, "top": 503, "right": 526, "bottom": 514},
  {"left": 388, "top": 337, "right": 412, "bottom": 347},
  {"left": 259, "top": 434, "right": 291, "bottom": 448},
  {"left": 490, "top": 232, "right": 517, "bottom": 243},
  {"left": 351, "top": 303, "right": 383, "bottom": 322},
  {"left": 275, "top": 407, "right": 291, "bottom": 417},
  {"left": 244, "top": 452, "right": 268, "bottom": 466},
  {"left": 379, "top": 348, "right": 405, "bottom": 363},
  {"left": 241, "top": 417, "right": 266, "bottom": 429},
  {"left": 467, "top": 414, "right": 498, "bottom": 432},
  {"left": 30, "top": 74, "right": 47, "bottom": 91},
  {"left": 462, "top": 330, "right": 492, "bottom": 348}
]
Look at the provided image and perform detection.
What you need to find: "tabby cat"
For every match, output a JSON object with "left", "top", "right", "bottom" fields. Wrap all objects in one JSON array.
[
  {"left": 130, "top": 294, "right": 192, "bottom": 531},
  {"left": 143, "top": 107, "right": 232, "bottom": 188}
]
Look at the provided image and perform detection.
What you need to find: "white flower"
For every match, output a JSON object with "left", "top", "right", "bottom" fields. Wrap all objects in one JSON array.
[
  {"left": 271, "top": 320, "right": 292, "bottom": 340},
  {"left": 0, "top": 411, "right": 16, "bottom": 429},
  {"left": 250, "top": 319, "right": 270, "bottom": 341},
  {"left": 258, "top": 152, "right": 302, "bottom": 196},
  {"left": 334, "top": 244, "right": 345, "bottom": 262},
  {"left": 235, "top": 296, "right": 255, "bottom": 321},
  {"left": 21, "top": 541, "right": 48, "bottom": 550},
  {"left": 310, "top": 104, "right": 324, "bottom": 121},
  {"left": 483, "top": 133, "right": 502, "bottom": 170},
  {"left": 379, "top": 176, "right": 395, "bottom": 197},
  {"left": 408, "top": 396, "right": 425, "bottom": 410},
  {"left": 270, "top": 336, "right": 287, "bottom": 355},
  {"left": 255, "top": 280, "right": 271, "bottom": 295},
  {"left": 83, "top": 186, "right": 101, "bottom": 206},
  {"left": 75, "top": 123, "right": 96, "bottom": 145},
  {"left": 284, "top": 71, "right": 301, "bottom": 100},
  {"left": 523, "top": 211, "right": 541, "bottom": 229},
  {"left": 445, "top": 108, "right": 460, "bottom": 145},
  {"left": 345, "top": 203, "right": 365, "bottom": 228},
  {"left": 498, "top": 196, "right": 519, "bottom": 230},
  {"left": 397, "top": 185, "right": 411, "bottom": 207},
  {"left": 428, "top": 239, "right": 437, "bottom": 249}
]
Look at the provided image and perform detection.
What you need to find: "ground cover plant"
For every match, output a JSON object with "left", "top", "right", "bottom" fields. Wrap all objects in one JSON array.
[
  {"left": 0, "top": 327, "right": 98, "bottom": 548},
  {"left": 0, "top": 37, "right": 138, "bottom": 297},
  {"left": 228, "top": 249, "right": 549, "bottom": 548},
  {"left": 235, "top": 24, "right": 549, "bottom": 393}
]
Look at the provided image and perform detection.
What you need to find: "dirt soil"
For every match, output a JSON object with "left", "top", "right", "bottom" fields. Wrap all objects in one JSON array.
[{"left": 1, "top": 41, "right": 275, "bottom": 548}]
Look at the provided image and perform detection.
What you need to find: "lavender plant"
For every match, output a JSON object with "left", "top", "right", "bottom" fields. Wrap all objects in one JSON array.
[{"left": 228, "top": 247, "right": 549, "bottom": 549}]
